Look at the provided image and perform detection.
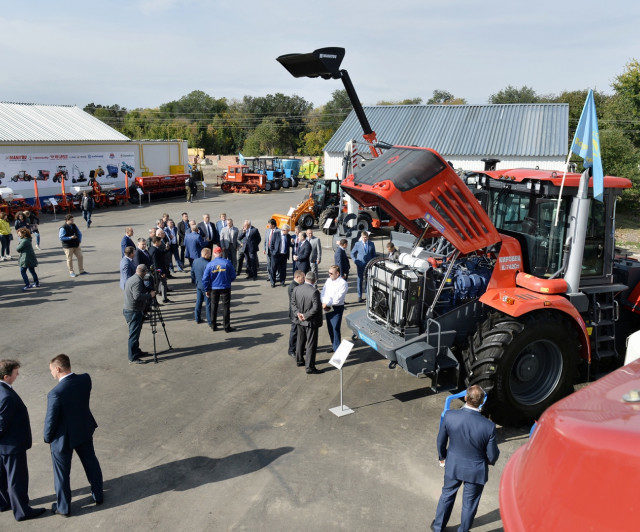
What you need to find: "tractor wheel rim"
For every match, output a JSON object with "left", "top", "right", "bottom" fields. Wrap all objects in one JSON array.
[{"left": 509, "top": 339, "right": 563, "bottom": 406}]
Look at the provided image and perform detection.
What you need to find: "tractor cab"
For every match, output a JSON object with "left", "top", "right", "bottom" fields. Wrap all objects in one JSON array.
[
  {"left": 310, "top": 178, "right": 341, "bottom": 215},
  {"left": 226, "top": 165, "right": 251, "bottom": 183},
  {"left": 466, "top": 169, "right": 628, "bottom": 285}
]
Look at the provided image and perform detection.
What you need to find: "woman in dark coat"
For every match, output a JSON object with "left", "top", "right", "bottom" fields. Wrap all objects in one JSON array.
[{"left": 16, "top": 227, "right": 39, "bottom": 290}]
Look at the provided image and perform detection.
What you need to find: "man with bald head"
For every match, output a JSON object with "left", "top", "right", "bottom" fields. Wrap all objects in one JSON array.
[{"left": 123, "top": 264, "right": 156, "bottom": 364}]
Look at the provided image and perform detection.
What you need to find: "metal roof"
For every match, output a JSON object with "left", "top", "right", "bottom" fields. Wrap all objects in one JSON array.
[
  {"left": 0, "top": 102, "right": 130, "bottom": 142},
  {"left": 324, "top": 103, "right": 568, "bottom": 157}
]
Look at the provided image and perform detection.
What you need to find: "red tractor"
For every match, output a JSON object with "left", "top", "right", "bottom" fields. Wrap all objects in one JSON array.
[
  {"left": 279, "top": 47, "right": 640, "bottom": 424},
  {"left": 220, "top": 164, "right": 268, "bottom": 193}
]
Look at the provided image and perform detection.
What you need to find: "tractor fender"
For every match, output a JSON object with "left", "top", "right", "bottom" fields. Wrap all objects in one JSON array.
[{"left": 480, "top": 289, "right": 591, "bottom": 362}]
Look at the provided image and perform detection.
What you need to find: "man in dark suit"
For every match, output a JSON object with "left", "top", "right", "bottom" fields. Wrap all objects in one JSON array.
[
  {"left": 238, "top": 220, "right": 261, "bottom": 280},
  {"left": 44, "top": 354, "right": 103, "bottom": 517},
  {"left": 192, "top": 247, "right": 212, "bottom": 325},
  {"left": 271, "top": 224, "right": 292, "bottom": 286},
  {"left": 184, "top": 220, "right": 206, "bottom": 283},
  {"left": 291, "top": 271, "right": 323, "bottom": 374},
  {"left": 334, "top": 238, "right": 350, "bottom": 280},
  {"left": 148, "top": 237, "right": 171, "bottom": 303},
  {"left": 265, "top": 219, "right": 278, "bottom": 287},
  {"left": 432, "top": 385, "right": 499, "bottom": 532},
  {"left": 120, "top": 246, "right": 136, "bottom": 290},
  {"left": 120, "top": 227, "right": 135, "bottom": 257},
  {"left": 0, "top": 360, "right": 46, "bottom": 521},
  {"left": 133, "top": 238, "right": 151, "bottom": 269},
  {"left": 197, "top": 214, "right": 219, "bottom": 250},
  {"left": 293, "top": 232, "right": 311, "bottom": 274},
  {"left": 177, "top": 212, "right": 190, "bottom": 264},
  {"left": 287, "top": 270, "right": 306, "bottom": 359}
]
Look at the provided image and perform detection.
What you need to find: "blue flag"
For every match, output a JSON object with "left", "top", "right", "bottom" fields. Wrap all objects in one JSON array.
[
  {"left": 570, "top": 89, "right": 604, "bottom": 202},
  {"left": 238, "top": 152, "right": 246, "bottom": 165}
]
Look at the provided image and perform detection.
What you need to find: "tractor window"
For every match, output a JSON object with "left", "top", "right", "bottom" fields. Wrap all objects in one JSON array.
[
  {"left": 582, "top": 200, "right": 606, "bottom": 276},
  {"left": 488, "top": 189, "right": 569, "bottom": 277},
  {"left": 329, "top": 181, "right": 339, "bottom": 195}
]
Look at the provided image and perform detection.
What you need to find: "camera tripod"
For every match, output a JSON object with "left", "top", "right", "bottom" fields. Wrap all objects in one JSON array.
[{"left": 147, "top": 300, "right": 173, "bottom": 363}]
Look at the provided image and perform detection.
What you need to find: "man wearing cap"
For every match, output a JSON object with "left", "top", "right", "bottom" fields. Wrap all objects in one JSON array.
[{"left": 203, "top": 246, "right": 237, "bottom": 333}]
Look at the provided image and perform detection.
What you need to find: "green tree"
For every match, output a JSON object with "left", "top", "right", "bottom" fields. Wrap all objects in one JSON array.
[
  {"left": 377, "top": 97, "right": 423, "bottom": 105},
  {"left": 159, "top": 90, "right": 228, "bottom": 119},
  {"left": 489, "top": 85, "right": 539, "bottom": 104},
  {"left": 610, "top": 59, "right": 640, "bottom": 148},
  {"left": 427, "top": 90, "right": 466, "bottom": 105},
  {"left": 243, "top": 117, "right": 291, "bottom": 156},
  {"left": 600, "top": 128, "right": 640, "bottom": 208}
]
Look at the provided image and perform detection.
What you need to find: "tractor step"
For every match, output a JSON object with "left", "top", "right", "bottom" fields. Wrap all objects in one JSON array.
[
  {"left": 597, "top": 335, "right": 616, "bottom": 343},
  {"left": 595, "top": 349, "right": 618, "bottom": 360}
]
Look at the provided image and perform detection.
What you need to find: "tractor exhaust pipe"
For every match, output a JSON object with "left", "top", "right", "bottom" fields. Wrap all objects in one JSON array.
[{"left": 564, "top": 169, "right": 591, "bottom": 294}]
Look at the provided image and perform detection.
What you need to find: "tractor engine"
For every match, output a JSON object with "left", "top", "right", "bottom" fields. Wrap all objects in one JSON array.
[{"left": 365, "top": 242, "right": 494, "bottom": 338}]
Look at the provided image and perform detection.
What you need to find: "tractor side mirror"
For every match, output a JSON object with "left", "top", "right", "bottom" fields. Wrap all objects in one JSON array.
[{"left": 277, "top": 47, "right": 345, "bottom": 80}]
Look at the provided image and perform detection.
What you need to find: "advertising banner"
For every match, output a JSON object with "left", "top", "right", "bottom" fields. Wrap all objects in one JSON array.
[{"left": 0, "top": 151, "right": 136, "bottom": 199}]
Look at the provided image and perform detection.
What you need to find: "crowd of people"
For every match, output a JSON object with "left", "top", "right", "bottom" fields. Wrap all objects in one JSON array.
[{"left": 117, "top": 210, "right": 380, "bottom": 371}]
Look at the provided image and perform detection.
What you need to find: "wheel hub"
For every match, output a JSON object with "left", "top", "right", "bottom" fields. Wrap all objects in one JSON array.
[
  {"left": 509, "top": 339, "right": 563, "bottom": 406},
  {"left": 515, "top": 353, "right": 540, "bottom": 382}
]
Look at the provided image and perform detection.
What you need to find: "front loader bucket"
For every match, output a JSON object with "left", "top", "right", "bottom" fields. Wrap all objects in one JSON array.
[{"left": 277, "top": 47, "right": 345, "bottom": 79}]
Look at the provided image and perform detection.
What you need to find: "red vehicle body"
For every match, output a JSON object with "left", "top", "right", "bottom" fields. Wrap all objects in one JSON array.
[
  {"left": 128, "top": 174, "right": 188, "bottom": 203},
  {"left": 499, "top": 358, "right": 640, "bottom": 531},
  {"left": 221, "top": 165, "right": 267, "bottom": 193}
]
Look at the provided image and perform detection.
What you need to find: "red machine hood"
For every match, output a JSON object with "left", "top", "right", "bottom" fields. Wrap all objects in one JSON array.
[{"left": 341, "top": 147, "right": 501, "bottom": 254}]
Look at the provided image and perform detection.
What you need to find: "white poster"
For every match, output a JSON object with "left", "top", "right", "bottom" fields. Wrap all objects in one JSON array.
[{"left": 0, "top": 151, "right": 136, "bottom": 200}]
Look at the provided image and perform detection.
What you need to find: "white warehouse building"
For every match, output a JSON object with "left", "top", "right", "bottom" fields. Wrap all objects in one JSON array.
[
  {"left": 323, "top": 103, "right": 569, "bottom": 179},
  {"left": 0, "top": 102, "right": 188, "bottom": 202}
]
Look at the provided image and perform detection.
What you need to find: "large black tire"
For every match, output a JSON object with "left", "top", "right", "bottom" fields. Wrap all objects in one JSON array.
[
  {"left": 292, "top": 178, "right": 299, "bottom": 187},
  {"left": 299, "top": 213, "right": 315, "bottom": 229},
  {"left": 264, "top": 181, "right": 273, "bottom": 192},
  {"left": 273, "top": 181, "right": 282, "bottom": 191},
  {"left": 282, "top": 178, "right": 291, "bottom": 189},
  {"left": 356, "top": 213, "right": 373, "bottom": 233},
  {"left": 463, "top": 311, "right": 578, "bottom": 425},
  {"left": 319, "top": 207, "right": 339, "bottom": 235}
]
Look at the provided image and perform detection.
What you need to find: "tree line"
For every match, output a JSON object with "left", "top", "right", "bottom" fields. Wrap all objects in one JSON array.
[{"left": 86, "top": 59, "right": 640, "bottom": 205}]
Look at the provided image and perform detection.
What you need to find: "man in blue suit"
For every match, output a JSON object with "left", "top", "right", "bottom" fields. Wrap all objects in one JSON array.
[
  {"left": 120, "top": 246, "right": 136, "bottom": 290},
  {"left": 192, "top": 247, "right": 212, "bottom": 325},
  {"left": 432, "top": 385, "right": 499, "bottom": 532},
  {"left": 351, "top": 231, "right": 376, "bottom": 301},
  {"left": 238, "top": 220, "right": 261, "bottom": 280},
  {"left": 184, "top": 220, "right": 207, "bottom": 284},
  {"left": 120, "top": 227, "right": 135, "bottom": 257},
  {"left": 334, "top": 238, "right": 350, "bottom": 280},
  {"left": 44, "top": 354, "right": 103, "bottom": 517},
  {"left": 0, "top": 360, "right": 46, "bottom": 521},
  {"left": 269, "top": 222, "right": 292, "bottom": 286}
]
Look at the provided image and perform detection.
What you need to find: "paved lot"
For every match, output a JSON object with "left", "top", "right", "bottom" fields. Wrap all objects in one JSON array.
[{"left": 0, "top": 186, "right": 529, "bottom": 530}]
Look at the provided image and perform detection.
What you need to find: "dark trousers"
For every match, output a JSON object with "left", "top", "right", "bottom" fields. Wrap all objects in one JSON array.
[
  {"left": 169, "top": 243, "right": 183, "bottom": 270},
  {"left": 211, "top": 288, "right": 231, "bottom": 328},
  {"left": 291, "top": 259, "right": 297, "bottom": 277},
  {"left": 325, "top": 304, "right": 345, "bottom": 352},
  {"left": 356, "top": 264, "right": 367, "bottom": 299},
  {"left": 267, "top": 253, "right": 275, "bottom": 285},
  {"left": 123, "top": 309, "right": 144, "bottom": 361},
  {"left": 180, "top": 244, "right": 186, "bottom": 263},
  {"left": 433, "top": 476, "right": 484, "bottom": 532},
  {"left": 188, "top": 258, "right": 195, "bottom": 283},
  {"left": 288, "top": 321, "right": 298, "bottom": 357},
  {"left": 0, "top": 234, "right": 10, "bottom": 256},
  {"left": 51, "top": 440, "right": 103, "bottom": 515},
  {"left": 244, "top": 251, "right": 258, "bottom": 278},
  {"left": 195, "top": 287, "right": 211, "bottom": 324},
  {"left": 237, "top": 250, "right": 245, "bottom": 275},
  {"left": 0, "top": 451, "right": 32, "bottom": 521},
  {"left": 274, "top": 254, "right": 287, "bottom": 285},
  {"left": 20, "top": 266, "right": 39, "bottom": 287},
  {"left": 224, "top": 244, "right": 237, "bottom": 271},
  {"left": 82, "top": 209, "right": 92, "bottom": 226},
  {"left": 296, "top": 325, "right": 318, "bottom": 369}
]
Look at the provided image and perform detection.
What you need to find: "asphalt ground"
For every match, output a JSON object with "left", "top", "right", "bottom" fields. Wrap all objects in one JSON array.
[{"left": 0, "top": 185, "right": 530, "bottom": 531}]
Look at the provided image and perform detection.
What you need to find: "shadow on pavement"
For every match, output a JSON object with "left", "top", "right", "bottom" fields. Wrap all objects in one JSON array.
[{"left": 31, "top": 447, "right": 294, "bottom": 514}]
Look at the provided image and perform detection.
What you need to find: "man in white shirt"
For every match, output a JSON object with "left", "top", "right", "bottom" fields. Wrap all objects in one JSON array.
[{"left": 321, "top": 264, "right": 349, "bottom": 352}]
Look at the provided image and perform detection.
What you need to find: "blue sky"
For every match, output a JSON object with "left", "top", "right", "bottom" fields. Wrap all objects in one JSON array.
[{"left": 1, "top": 0, "right": 638, "bottom": 109}]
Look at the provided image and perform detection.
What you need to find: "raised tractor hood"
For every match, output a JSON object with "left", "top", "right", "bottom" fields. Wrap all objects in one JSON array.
[{"left": 341, "top": 147, "right": 501, "bottom": 254}]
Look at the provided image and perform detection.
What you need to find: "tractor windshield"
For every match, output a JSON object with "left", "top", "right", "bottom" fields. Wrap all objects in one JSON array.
[{"left": 488, "top": 189, "right": 569, "bottom": 277}]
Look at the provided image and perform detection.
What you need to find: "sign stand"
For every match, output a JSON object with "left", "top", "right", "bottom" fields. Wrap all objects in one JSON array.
[
  {"left": 328, "top": 340, "right": 355, "bottom": 417},
  {"left": 137, "top": 187, "right": 144, "bottom": 209},
  {"left": 202, "top": 181, "right": 207, "bottom": 199},
  {"left": 49, "top": 197, "right": 59, "bottom": 221}
]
